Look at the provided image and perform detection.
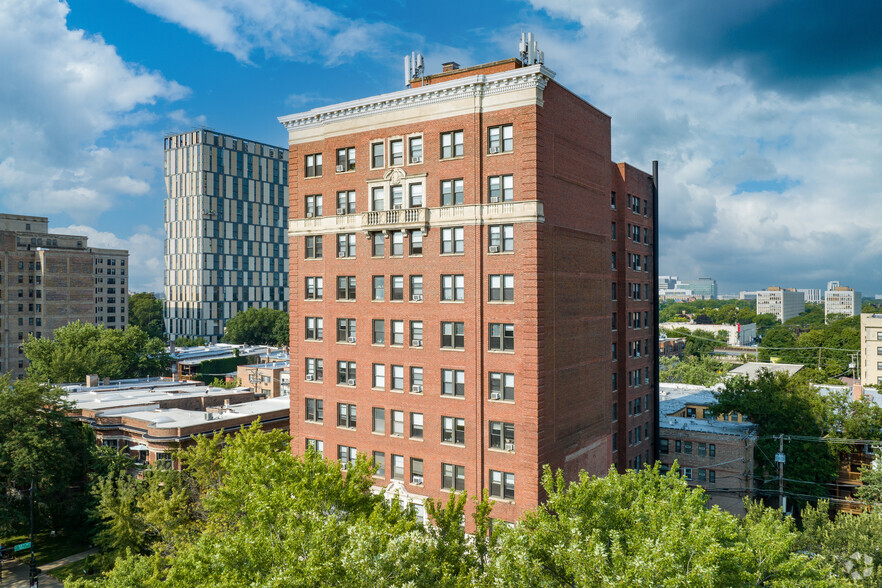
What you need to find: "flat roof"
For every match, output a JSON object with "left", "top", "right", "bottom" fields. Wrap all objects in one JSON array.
[
  {"left": 113, "top": 397, "right": 290, "bottom": 429},
  {"left": 728, "top": 362, "right": 804, "bottom": 380},
  {"left": 658, "top": 383, "right": 758, "bottom": 437},
  {"left": 661, "top": 415, "right": 757, "bottom": 437},
  {"left": 68, "top": 385, "right": 253, "bottom": 412}
]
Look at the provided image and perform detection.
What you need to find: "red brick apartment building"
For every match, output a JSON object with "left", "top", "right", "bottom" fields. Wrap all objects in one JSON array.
[{"left": 279, "top": 48, "right": 658, "bottom": 523}]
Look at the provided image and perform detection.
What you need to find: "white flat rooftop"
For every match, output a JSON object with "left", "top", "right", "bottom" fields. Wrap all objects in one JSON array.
[
  {"left": 68, "top": 385, "right": 253, "bottom": 412},
  {"left": 111, "top": 397, "right": 290, "bottom": 429}
]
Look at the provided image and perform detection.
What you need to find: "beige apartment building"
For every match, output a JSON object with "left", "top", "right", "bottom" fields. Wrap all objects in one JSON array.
[
  {"left": 825, "top": 286, "right": 861, "bottom": 319},
  {"left": 860, "top": 313, "right": 882, "bottom": 385},
  {"left": 756, "top": 287, "right": 804, "bottom": 322},
  {"left": 0, "top": 214, "right": 129, "bottom": 379}
]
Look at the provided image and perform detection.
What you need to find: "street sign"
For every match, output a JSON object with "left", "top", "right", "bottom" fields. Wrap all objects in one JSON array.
[{"left": 14, "top": 542, "right": 31, "bottom": 552}]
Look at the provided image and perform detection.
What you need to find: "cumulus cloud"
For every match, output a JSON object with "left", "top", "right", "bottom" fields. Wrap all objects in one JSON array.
[
  {"left": 527, "top": 0, "right": 882, "bottom": 292},
  {"left": 52, "top": 224, "right": 166, "bottom": 293},
  {"left": 0, "top": 0, "right": 186, "bottom": 222}
]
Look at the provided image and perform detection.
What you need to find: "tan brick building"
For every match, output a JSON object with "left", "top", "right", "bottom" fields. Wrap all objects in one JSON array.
[
  {"left": 280, "top": 46, "right": 658, "bottom": 523},
  {"left": 0, "top": 214, "right": 128, "bottom": 379}
]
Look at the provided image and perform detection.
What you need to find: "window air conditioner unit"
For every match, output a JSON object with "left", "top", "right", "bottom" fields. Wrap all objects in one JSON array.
[
  {"left": 337, "top": 208, "right": 346, "bottom": 215},
  {"left": 411, "top": 385, "right": 423, "bottom": 393},
  {"left": 411, "top": 340, "right": 422, "bottom": 347},
  {"left": 412, "top": 294, "right": 422, "bottom": 301},
  {"left": 412, "top": 475, "right": 423, "bottom": 485},
  {"left": 489, "top": 246, "right": 499, "bottom": 253},
  {"left": 347, "top": 336, "right": 356, "bottom": 343},
  {"left": 341, "top": 462, "right": 349, "bottom": 470},
  {"left": 489, "top": 147, "right": 500, "bottom": 154},
  {"left": 505, "top": 442, "right": 515, "bottom": 451},
  {"left": 412, "top": 155, "right": 422, "bottom": 163},
  {"left": 306, "top": 374, "right": 315, "bottom": 381},
  {"left": 336, "top": 164, "right": 345, "bottom": 172},
  {"left": 393, "top": 204, "right": 402, "bottom": 210},
  {"left": 347, "top": 379, "right": 356, "bottom": 386},
  {"left": 306, "top": 213, "right": 314, "bottom": 218},
  {"left": 490, "top": 196, "right": 500, "bottom": 203},
  {"left": 490, "top": 392, "right": 501, "bottom": 400}
]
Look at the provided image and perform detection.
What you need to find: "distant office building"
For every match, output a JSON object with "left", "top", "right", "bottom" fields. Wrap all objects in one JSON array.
[
  {"left": 0, "top": 214, "right": 129, "bottom": 379},
  {"left": 756, "top": 287, "right": 804, "bottom": 322},
  {"left": 659, "top": 275, "right": 678, "bottom": 290},
  {"left": 827, "top": 280, "right": 840, "bottom": 291},
  {"left": 675, "top": 277, "right": 717, "bottom": 300},
  {"left": 825, "top": 286, "right": 861, "bottom": 319},
  {"left": 860, "top": 314, "right": 882, "bottom": 385},
  {"left": 739, "top": 291, "right": 758, "bottom": 301},
  {"left": 797, "top": 289, "right": 823, "bottom": 304},
  {"left": 163, "top": 129, "right": 289, "bottom": 342}
]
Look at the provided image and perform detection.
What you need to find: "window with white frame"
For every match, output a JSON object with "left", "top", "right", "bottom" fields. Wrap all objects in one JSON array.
[
  {"left": 409, "top": 136, "right": 423, "bottom": 163},
  {"left": 391, "top": 320, "right": 404, "bottom": 345},
  {"left": 372, "top": 364, "right": 386, "bottom": 389},
  {"left": 371, "top": 186, "right": 385, "bottom": 211}
]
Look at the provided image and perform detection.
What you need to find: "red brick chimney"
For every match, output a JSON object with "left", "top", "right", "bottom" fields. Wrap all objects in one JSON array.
[{"left": 853, "top": 384, "right": 864, "bottom": 401}]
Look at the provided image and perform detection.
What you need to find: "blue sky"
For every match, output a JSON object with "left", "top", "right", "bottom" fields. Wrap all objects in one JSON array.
[{"left": 1, "top": 0, "right": 881, "bottom": 296}]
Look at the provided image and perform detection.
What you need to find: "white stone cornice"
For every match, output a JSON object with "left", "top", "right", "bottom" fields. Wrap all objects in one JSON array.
[{"left": 278, "top": 65, "right": 555, "bottom": 134}]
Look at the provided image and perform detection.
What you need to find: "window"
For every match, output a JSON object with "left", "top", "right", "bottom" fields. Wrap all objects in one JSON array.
[
  {"left": 442, "top": 463, "right": 465, "bottom": 491},
  {"left": 698, "top": 443, "right": 706, "bottom": 457},
  {"left": 391, "top": 410, "right": 404, "bottom": 436},
  {"left": 489, "top": 470, "right": 515, "bottom": 500},
  {"left": 372, "top": 319, "right": 385, "bottom": 345},
  {"left": 337, "top": 190, "right": 356, "bottom": 214},
  {"left": 489, "top": 421, "right": 515, "bottom": 450},
  {"left": 675, "top": 440, "right": 682, "bottom": 453},
  {"left": 488, "top": 124, "right": 513, "bottom": 153},
  {"left": 409, "top": 183, "right": 423, "bottom": 207},
  {"left": 305, "top": 236, "right": 322, "bottom": 259},
  {"left": 336, "top": 147, "right": 355, "bottom": 172},
  {"left": 305, "top": 194, "right": 322, "bottom": 217},
  {"left": 391, "top": 320, "right": 404, "bottom": 345},
  {"left": 371, "top": 142, "right": 384, "bottom": 168},
  {"left": 441, "top": 179, "right": 464, "bottom": 206},
  {"left": 372, "top": 276, "right": 385, "bottom": 300},
  {"left": 410, "top": 367, "right": 423, "bottom": 392},
  {"left": 338, "top": 403, "right": 357, "bottom": 428},
  {"left": 305, "top": 317, "right": 323, "bottom": 341},
  {"left": 410, "top": 275, "right": 423, "bottom": 300},
  {"left": 409, "top": 136, "right": 423, "bottom": 163},
  {"left": 305, "top": 398, "right": 323, "bottom": 422},
  {"left": 697, "top": 469, "right": 706, "bottom": 483},
  {"left": 372, "top": 186, "right": 385, "bottom": 211},
  {"left": 488, "top": 175, "right": 513, "bottom": 202},
  {"left": 337, "top": 233, "right": 356, "bottom": 258},
  {"left": 390, "top": 276, "right": 404, "bottom": 300},
  {"left": 305, "top": 153, "right": 322, "bottom": 177},
  {"left": 489, "top": 323, "right": 514, "bottom": 351},
  {"left": 660, "top": 439, "right": 669, "bottom": 454},
  {"left": 709, "top": 444, "right": 716, "bottom": 457},
  {"left": 336, "top": 276, "right": 356, "bottom": 300},
  {"left": 442, "top": 369, "right": 465, "bottom": 397},
  {"left": 391, "top": 185, "right": 403, "bottom": 208},
  {"left": 489, "top": 372, "right": 514, "bottom": 401},
  {"left": 612, "top": 343, "right": 617, "bottom": 360},
  {"left": 391, "top": 365, "right": 404, "bottom": 390},
  {"left": 441, "top": 227, "right": 464, "bottom": 254},
  {"left": 372, "top": 407, "right": 385, "bottom": 433},
  {"left": 409, "top": 230, "right": 423, "bottom": 255},
  {"left": 372, "top": 364, "right": 386, "bottom": 388},
  {"left": 305, "top": 358, "right": 323, "bottom": 382},
  {"left": 306, "top": 439, "right": 324, "bottom": 456},
  {"left": 305, "top": 277, "right": 323, "bottom": 300},
  {"left": 372, "top": 233, "right": 385, "bottom": 257},
  {"left": 338, "top": 446, "right": 357, "bottom": 469},
  {"left": 441, "top": 275, "right": 464, "bottom": 301},
  {"left": 373, "top": 451, "right": 385, "bottom": 477},
  {"left": 337, "top": 318, "right": 356, "bottom": 343},
  {"left": 488, "top": 225, "right": 513, "bottom": 252},
  {"left": 410, "top": 321, "right": 423, "bottom": 347},
  {"left": 684, "top": 441, "right": 693, "bottom": 454},
  {"left": 411, "top": 458, "right": 424, "bottom": 484},
  {"left": 441, "top": 130, "right": 464, "bottom": 159},
  {"left": 489, "top": 274, "right": 514, "bottom": 302},
  {"left": 410, "top": 413, "right": 423, "bottom": 439},
  {"left": 391, "top": 454, "right": 404, "bottom": 480},
  {"left": 441, "top": 322, "right": 465, "bottom": 349},
  {"left": 709, "top": 470, "right": 716, "bottom": 483},
  {"left": 442, "top": 416, "right": 465, "bottom": 445},
  {"left": 337, "top": 361, "right": 356, "bottom": 385},
  {"left": 390, "top": 139, "right": 404, "bottom": 165},
  {"left": 611, "top": 252, "right": 616, "bottom": 270}
]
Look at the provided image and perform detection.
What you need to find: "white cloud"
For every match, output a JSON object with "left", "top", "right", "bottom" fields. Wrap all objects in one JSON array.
[
  {"left": 525, "top": 0, "right": 882, "bottom": 292},
  {"left": 52, "top": 224, "right": 166, "bottom": 293},
  {"left": 0, "top": 0, "right": 187, "bottom": 223},
  {"left": 128, "top": 0, "right": 409, "bottom": 65}
]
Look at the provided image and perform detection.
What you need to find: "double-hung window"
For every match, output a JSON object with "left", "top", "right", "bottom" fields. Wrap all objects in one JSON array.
[
  {"left": 441, "top": 274, "right": 464, "bottom": 301},
  {"left": 391, "top": 320, "right": 404, "bottom": 345},
  {"left": 305, "top": 358, "right": 323, "bottom": 381},
  {"left": 441, "top": 179, "right": 463, "bottom": 206},
  {"left": 489, "top": 372, "right": 514, "bottom": 401},
  {"left": 489, "top": 323, "right": 514, "bottom": 351},
  {"left": 409, "top": 230, "right": 423, "bottom": 255},
  {"left": 337, "top": 361, "right": 356, "bottom": 385},
  {"left": 488, "top": 274, "right": 514, "bottom": 302},
  {"left": 305, "top": 153, "right": 322, "bottom": 177},
  {"left": 371, "top": 142, "right": 384, "bottom": 168},
  {"left": 391, "top": 365, "right": 404, "bottom": 391},
  {"left": 337, "top": 233, "right": 356, "bottom": 258},
  {"left": 337, "top": 318, "right": 356, "bottom": 343},
  {"left": 390, "top": 139, "right": 404, "bottom": 166},
  {"left": 372, "top": 276, "right": 385, "bottom": 301},
  {"left": 441, "top": 322, "right": 464, "bottom": 349},
  {"left": 441, "top": 131, "right": 463, "bottom": 159},
  {"left": 441, "top": 227, "right": 464, "bottom": 254},
  {"left": 410, "top": 275, "right": 423, "bottom": 300},
  {"left": 305, "top": 398, "right": 323, "bottom": 422},
  {"left": 488, "top": 175, "right": 513, "bottom": 202},
  {"left": 338, "top": 446, "right": 357, "bottom": 469},
  {"left": 337, "top": 403, "right": 356, "bottom": 428},
  {"left": 409, "top": 136, "right": 423, "bottom": 163},
  {"left": 372, "top": 319, "right": 385, "bottom": 345},
  {"left": 305, "top": 317, "right": 323, "bottom": 341},
  {"left": 336, "top": 276, "right": 356, "bottom": 300},
  {"left": 391, "top": 411, "right": 404, "bottom": 436},
  {"left": 390, "top": 276, "right": 404, "bottom": 300},
  {"left": 410, "top": 413, "right": 423, "bottom": 439},
  {"left": 337, "top": 190, "right": 356, "bottom": 214},
  {"left": 372, "top": 408, "right": 385, "bottom": 433},
  {"left": 488, "top": 225, "right": 513, "bottom": 252},
  {"left": 305, "top": 276, "right": 323, "bottom": 300},
  {"left": 372, "top": 364, "right": 386, "bottom": 389},
  {"left": 489, "top": 470, "right": 514, "bottom": 500},
  {"left": 441, "top": 369, "right": 465, "bottom": 397},
  {"left": 442, "top": 417, "right": 465, "bottom": 445},
  {"left": 336, "top": 147, "right": 355, "bottom": 172},
  {"left": 488, "top": 124, "right": 513, "bottom": 153},
  {"left": 305, "top": 194, "right": 322, "bottom": 217},
  {"left": 409, "top": 183, "right": 423, "bottom": 207},
  {"left": 391, "top": 231, "right": 404, "bottom": 256},
  {"left": 410, "top": 321, "right": 423, "bottom": 347},
  {"left": 371, "top": 186, "right": 385, "bottom": 211},
  {"left": 442, "top": 463, "right": 465, "bottom": 491},
  {"left": 489, "top": 422, "right": 515, "bottom": 450},
  {"left": 305, "top": 236, "right": 322, "bottom": 259}
]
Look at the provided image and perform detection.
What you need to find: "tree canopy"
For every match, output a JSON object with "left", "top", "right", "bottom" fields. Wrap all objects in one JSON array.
[
  {"left": 128, "top": 293, "right": 165, "bottom": 340},
  {"left": 221, "top": 307, "right": 288, "bottom": 346},
  {"left": 23, "top": 321, "right": 171, "bottom": 383},
  {"left": 660, "top": 355, "right": 733, "bottom": 386}
]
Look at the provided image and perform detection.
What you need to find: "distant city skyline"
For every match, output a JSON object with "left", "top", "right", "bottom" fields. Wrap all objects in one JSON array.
[{"left": 2, "top": 1, "right": 881, "bottom": 292}]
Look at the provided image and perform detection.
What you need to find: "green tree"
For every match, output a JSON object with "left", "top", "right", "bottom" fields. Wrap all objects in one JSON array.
[
  {"left": 0, "top": 377, "right": 93, "bottom": 537},
  {"left": 711, "top": 371, "right": 838, "bottom": 503},
  {"left": 172, "top": 336, "right": 207, "bottom": 347},
  {"left": 24, "top": 321, "right": 171, "bottom": 383},
  {"left": 128, "top": 293, "right": 165, "bottom": 340},
  {"left": 801, "top": 500, "right": 882, "bottom": 587},
  {"left": 758, "top": 325, "right": 798, "bottom": 362},
  {"left": 221, "top": 307, "right": 288, "bottom": 346},
  {"left": 660, "top": 355, "right": 733, "bottom": 386}
]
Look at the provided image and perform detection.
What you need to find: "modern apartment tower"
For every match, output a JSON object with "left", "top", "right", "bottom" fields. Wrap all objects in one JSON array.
[
  {"left": 164, "top": 129, "right": 289, "bottom": 341},
  {"left": 280, "top": 42, "right": 658, "bottom": 523},
  {"left": 757, "top": 287, "right": 805, "bottom": 322},
  {"left": 825, "top": 286, "right": 861, "bottom": 319},
  {"left": 0, "top": 214, "right": 129, "bottom": 379}
]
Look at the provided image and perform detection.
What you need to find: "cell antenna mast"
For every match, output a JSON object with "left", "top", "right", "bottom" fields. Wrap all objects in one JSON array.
[
  {"left": 404, "top": 51, "right": 425, "bottom": 88},
  {"left": 519, "top": 32, "right": 544, "bottom": 65}
]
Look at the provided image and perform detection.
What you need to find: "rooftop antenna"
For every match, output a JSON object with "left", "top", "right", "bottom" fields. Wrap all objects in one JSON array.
[
  {"left": 519, "top": 32, "right": 544, "bottom": 66},
  {"left": 404, "top": 51, "right": 425, "bottom": 88}
]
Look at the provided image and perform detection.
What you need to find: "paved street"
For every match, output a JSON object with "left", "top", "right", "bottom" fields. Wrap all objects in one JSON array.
[{"left": 0, "top": 549, "right": 98, "bottom": 588}]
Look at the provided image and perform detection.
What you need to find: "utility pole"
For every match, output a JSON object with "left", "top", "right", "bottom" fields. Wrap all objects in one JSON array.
[
  {"left": 775, "top": 435, "right": 786, "bottom": 515},
  {"left": 29, "top": 481, "right": 36, "bottom": 587}
]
